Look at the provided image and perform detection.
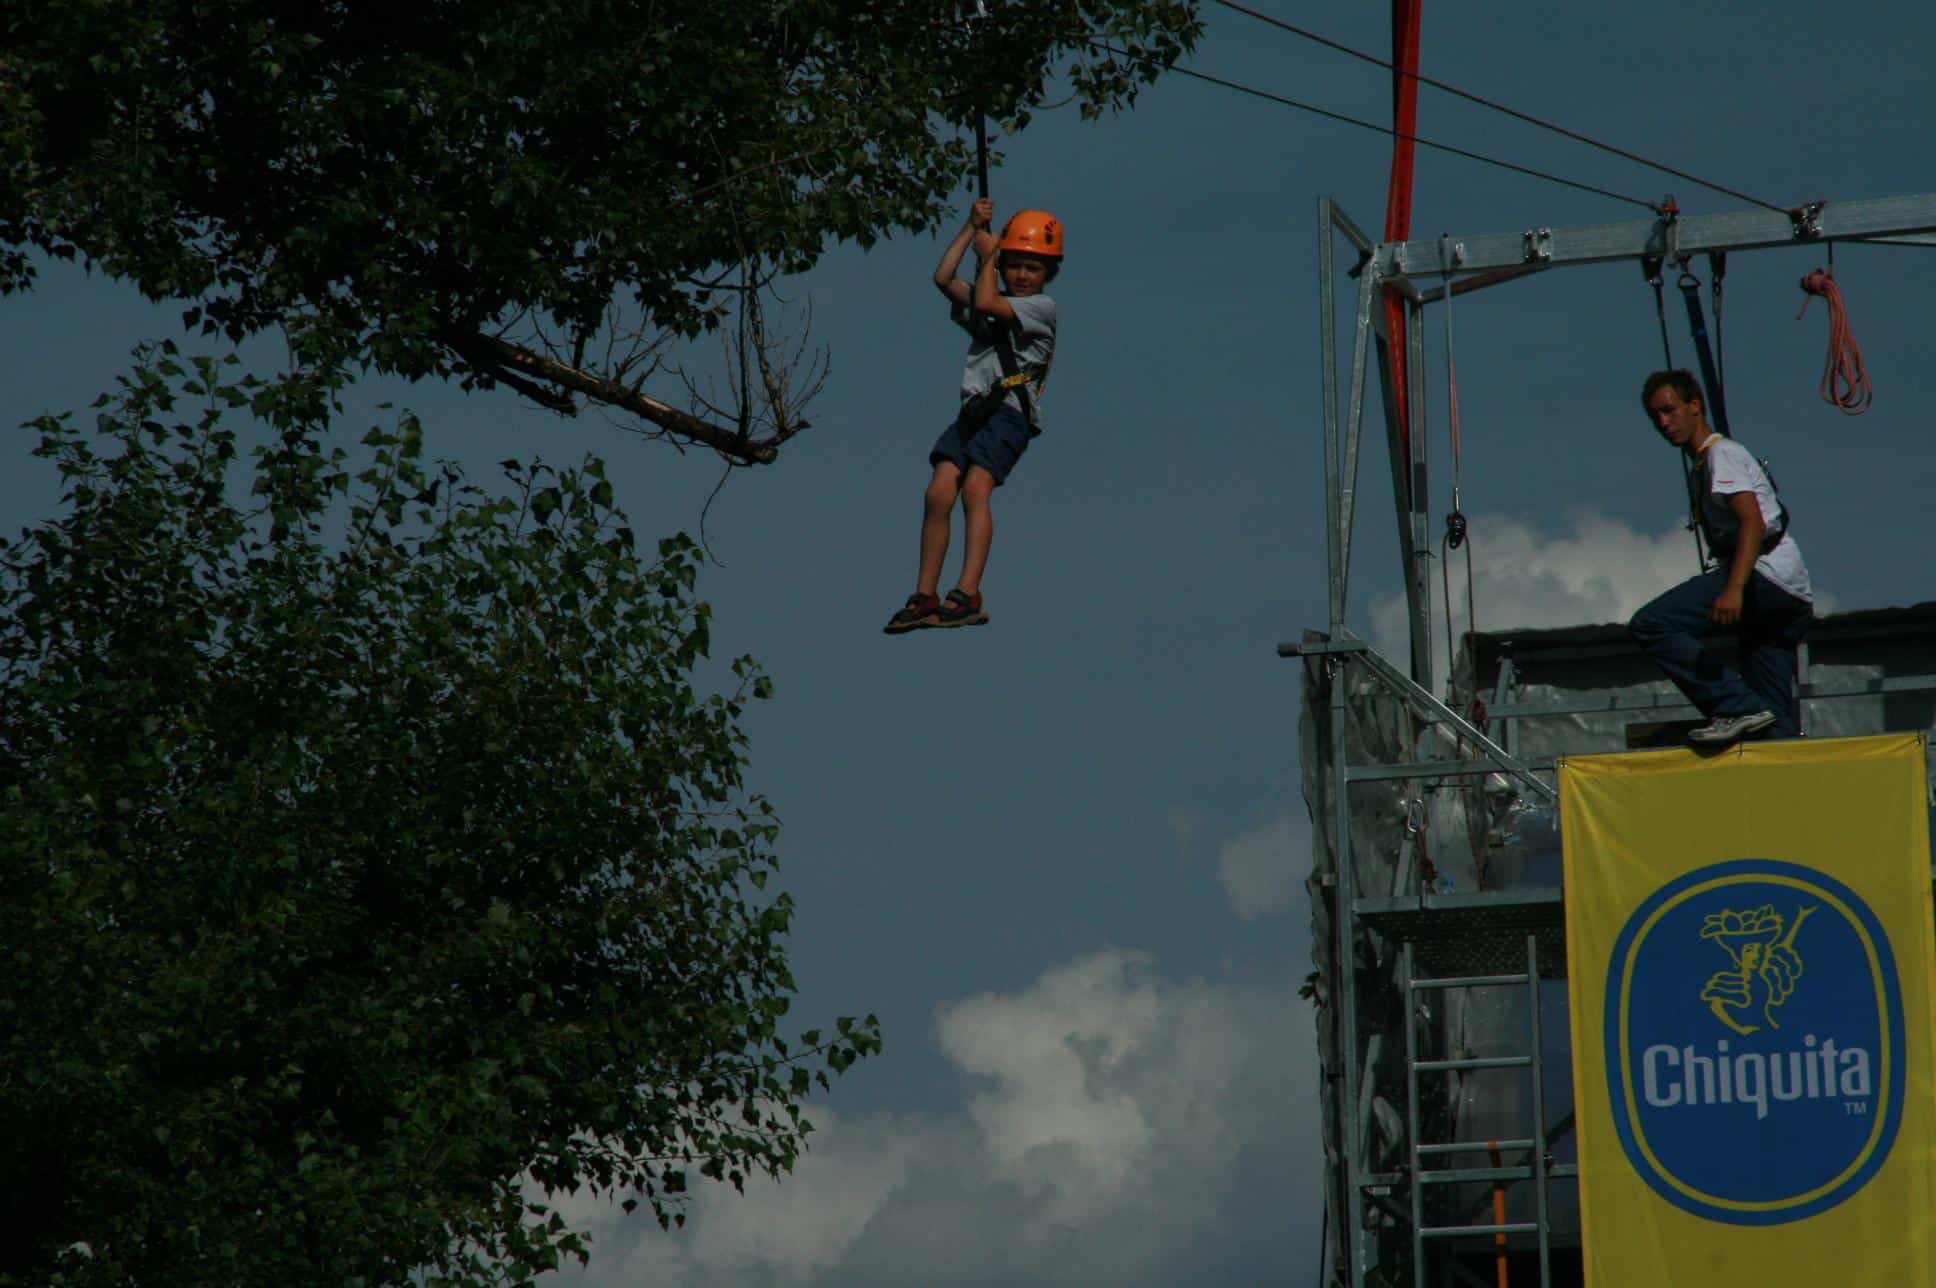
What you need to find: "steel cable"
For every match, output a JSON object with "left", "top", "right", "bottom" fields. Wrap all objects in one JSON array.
[
  {"left": 1209, "top": 0, "right": 1788, "bottom": 214},
  {"left": 1087, "top": 43, "right": 1662, "bottom": 212}
]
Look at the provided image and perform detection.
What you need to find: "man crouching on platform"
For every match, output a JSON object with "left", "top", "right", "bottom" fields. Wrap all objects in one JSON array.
[{"left": 1629, "top": 370, "right": 1814, "bottom": 746}]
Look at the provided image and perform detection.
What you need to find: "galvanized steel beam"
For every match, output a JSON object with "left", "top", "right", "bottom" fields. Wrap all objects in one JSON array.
[{"left": 1375, "top": 192, "right": 1936, "bottom": 282}]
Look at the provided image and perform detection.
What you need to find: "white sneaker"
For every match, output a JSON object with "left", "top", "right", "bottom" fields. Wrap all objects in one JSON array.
[{"left": 1687, "top": 710, "right": 1777, "bottom": 745}]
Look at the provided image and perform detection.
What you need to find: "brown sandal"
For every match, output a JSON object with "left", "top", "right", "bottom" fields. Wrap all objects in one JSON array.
[
  {"left": 932, "top": 588, "right": 988, "bottom": 628},
  {"left": 883, "top": 592, "right": 942, "bottom": 634}
]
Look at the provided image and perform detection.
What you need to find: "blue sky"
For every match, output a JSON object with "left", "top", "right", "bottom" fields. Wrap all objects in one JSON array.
[{"left": 4, "top": 2, "right": 1934, "bottom": 1282}]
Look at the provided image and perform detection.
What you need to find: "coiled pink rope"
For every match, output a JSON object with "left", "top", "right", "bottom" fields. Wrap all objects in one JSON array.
[{"left": 1796, "top": 267, "right": 1873, "bottom": 414}]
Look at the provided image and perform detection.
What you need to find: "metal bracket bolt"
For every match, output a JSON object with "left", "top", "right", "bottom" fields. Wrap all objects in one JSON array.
[
  {"left": 1522, "top": 227, "right": 1553, "bottom": 263},
  {"left": 1789, "top": 201, "right": 1827, "bottom": 240}
]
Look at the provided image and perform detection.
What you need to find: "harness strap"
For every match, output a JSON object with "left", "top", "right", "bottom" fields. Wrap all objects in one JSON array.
[
  {"left": 1677, "top": 266, "right": 1730, "bottom": 434},
  {"left": 989, "top": 322, "right": 1039, "bottom": 424},
  {"left": 1690, "top": 440, "right": 1791, "bottom": 561}
]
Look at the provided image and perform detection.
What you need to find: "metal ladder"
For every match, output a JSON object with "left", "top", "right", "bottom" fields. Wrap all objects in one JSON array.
[{"left": 1401, "top": 933, "right": 1553, "bottom": 1288}]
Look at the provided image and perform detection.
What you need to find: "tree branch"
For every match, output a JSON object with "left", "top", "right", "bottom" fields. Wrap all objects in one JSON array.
[{"left": 446, "top": 331, "right": 802, "bottom": 466}]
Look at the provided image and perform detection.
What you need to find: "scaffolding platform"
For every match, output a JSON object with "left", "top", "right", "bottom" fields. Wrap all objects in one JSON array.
[{"left": 1358, "top": 890, "right": 1565, "bottom": 980}]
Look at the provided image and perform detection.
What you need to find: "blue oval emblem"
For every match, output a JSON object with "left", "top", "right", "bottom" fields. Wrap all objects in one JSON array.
[{"left": 1604, "top": 859, "right": 1904, "bottom": 1224}]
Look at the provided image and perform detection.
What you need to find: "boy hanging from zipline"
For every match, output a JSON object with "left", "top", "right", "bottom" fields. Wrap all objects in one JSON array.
[{"left": 883, "top": 196, "right": 1061, "bottom": 633}]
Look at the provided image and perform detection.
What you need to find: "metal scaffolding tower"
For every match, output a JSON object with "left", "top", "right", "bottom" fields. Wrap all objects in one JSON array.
[{"left": 1292, "top": 193, "right": 1936, "bottom": 1288}]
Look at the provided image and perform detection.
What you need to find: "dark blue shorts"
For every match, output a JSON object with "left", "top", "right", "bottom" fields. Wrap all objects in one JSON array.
[{"left": 929, "top": 405, "right": 1034, "bottom": 486}]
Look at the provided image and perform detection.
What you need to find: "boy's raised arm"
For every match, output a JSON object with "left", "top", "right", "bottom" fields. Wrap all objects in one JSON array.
[
  {"left": 934, "top": 198, "right": 996, "bottom": 307},
  {"left": 971, "top": 249, "right": 1012, "bottom": 321}
]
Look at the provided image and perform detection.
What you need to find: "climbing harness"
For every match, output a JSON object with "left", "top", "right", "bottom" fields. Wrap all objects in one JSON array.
[
  {"left": 955, "top": 322, "right": 1038, "bottom": 435},
  {"left": 1660, "top": 262, "right": 1796, "bottom": 570},
  {"left": 1687, "top": 441, "right": 1792, "bottom": 563},
  {"left": 1796, "top": 245, "right": 1873, "bottom": 414}
]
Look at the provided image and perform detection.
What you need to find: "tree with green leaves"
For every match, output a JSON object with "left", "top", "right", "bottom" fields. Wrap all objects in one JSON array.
[
  {"left": 1, "top": 0, "right": 1200, "bottom": 463},
  {"left": 0, "top": 350, "right": 877, "bottom": 1285}
]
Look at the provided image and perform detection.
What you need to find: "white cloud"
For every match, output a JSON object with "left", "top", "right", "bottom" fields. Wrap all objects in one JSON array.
[
  {"left": 544, "top": 1110, "right": 942, "bottom": 1285},
  {"left": 1371, "top": 510, "right": 1728, "bottom": 688},
  {"left": 1373, "top": 510, "right": 1691, "bottom": 662},
  {"left": 1215, "top": 811, "right": 1311, "bottom": 921},
  {"left": 548, "top": 951, "right": 1322, "bottom": 1286},
  {"left": 1369, "top": 510, "right": 1840, "bottom": 690}
]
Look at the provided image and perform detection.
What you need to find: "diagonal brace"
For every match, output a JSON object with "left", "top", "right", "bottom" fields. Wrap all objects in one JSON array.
[{"left": 1336, "top": 628, "right": 1557, "bottom": 803}]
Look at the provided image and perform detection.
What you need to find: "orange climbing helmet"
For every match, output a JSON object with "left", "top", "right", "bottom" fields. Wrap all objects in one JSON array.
[{"left": 999, "top": 209, "right": 1065, "bottom": 261}]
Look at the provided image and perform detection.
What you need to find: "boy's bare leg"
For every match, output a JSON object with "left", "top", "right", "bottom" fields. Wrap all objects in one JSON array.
[
  {"left": 917, "top": 461, "right": 962, "bottom": 596},
  {"left": 955, "top": 466, "right": 996, "bottom": 597}
]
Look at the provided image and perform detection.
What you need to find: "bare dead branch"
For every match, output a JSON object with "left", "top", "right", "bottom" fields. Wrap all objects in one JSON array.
[{"left": 445, "top": 330, "right": 784, "bottom": 465}]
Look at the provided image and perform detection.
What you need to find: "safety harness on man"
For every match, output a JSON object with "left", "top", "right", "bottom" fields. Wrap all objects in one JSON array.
[
  {"left": 1686, "top": 437, "right": 1792, "bottom": 562},
  {"left": 1644, "top": 240, "right": 1793, "bottom": 571}
]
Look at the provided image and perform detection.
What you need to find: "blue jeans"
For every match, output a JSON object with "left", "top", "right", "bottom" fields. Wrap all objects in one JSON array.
[{"left": 1629, "top": 569, "right": 1812, "bottom": 737}]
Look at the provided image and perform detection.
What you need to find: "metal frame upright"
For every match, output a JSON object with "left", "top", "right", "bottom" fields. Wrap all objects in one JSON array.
[{"left": 1297, "top": 192, "right": 1936, "bottom": 1288}]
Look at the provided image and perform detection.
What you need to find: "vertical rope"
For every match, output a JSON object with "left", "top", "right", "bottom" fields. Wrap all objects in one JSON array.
[
  {"left": 1440, "top": 532, "right": 1455, "bottom": 692},
  {"left": 1709, "top": 251, "right": 1727, "bottom": 396},
  {"left": 1643, "top": 254, "right": 1704, "bottom": 569},
  {"left": 974, "top": 115, "right": 989, "bottom": 198},
  {"left": 971, "top": 1, "right": 990, "bottom": 199},
  {"left": 1438, "top": 239, "right": 1480, "bottom": 701},
  {"left": 1643, "top": 256, "right": 1673, "bottom": 368}
]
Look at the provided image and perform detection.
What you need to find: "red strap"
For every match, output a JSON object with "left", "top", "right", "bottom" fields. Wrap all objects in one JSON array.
[
  {"left": 1383, "top": 0, "right": 1423, "bottom": 245},
  {"left": 1381, "top": 0, "right": 1424, "bottom": 477}
]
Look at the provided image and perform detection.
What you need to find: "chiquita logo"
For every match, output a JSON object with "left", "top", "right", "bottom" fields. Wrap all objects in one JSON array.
[{"left": 1604, "top": 859, "right": 1904, "bottom": 1224}]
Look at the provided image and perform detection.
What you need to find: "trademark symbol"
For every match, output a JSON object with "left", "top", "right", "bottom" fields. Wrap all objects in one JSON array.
[{"left": 1843, "top": 1101, "right": 1869, "bottom": 1116}]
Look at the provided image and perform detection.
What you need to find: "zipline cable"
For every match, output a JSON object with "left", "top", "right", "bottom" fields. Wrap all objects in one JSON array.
[
  {"left": 1209, "top": 0, "right": 1788, "bottom": 215},
  {"left": 1086, "top": 42, "right": 1663, "bottom": 213}
]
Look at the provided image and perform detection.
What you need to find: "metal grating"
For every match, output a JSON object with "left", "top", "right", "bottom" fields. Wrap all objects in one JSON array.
[{"left": 1358, "top": 890, "right": 1567, "bottom": 979}]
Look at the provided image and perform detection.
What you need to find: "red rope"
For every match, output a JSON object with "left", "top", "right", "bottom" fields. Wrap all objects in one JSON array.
[{"left": 1796, "top": 267, "right": 1873, "bottom": 415}]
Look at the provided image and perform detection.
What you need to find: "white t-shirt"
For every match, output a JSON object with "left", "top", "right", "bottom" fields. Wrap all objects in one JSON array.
[
  {"left": 952, "top": 294, "right": 1057, "bottom": 430},
  {"left": 1700, "top": 436, "right": 1811, "bottom": 602}
]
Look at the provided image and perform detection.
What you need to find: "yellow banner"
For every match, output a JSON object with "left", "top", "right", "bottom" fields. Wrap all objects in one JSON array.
[{"left": 1561, "top": 734, "right": 1936, "bottom": 1286}]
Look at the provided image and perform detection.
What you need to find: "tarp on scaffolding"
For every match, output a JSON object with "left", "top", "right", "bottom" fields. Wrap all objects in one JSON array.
[{"left": 1559, "top": 734, "right": 1936, "bottom": 1286}]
